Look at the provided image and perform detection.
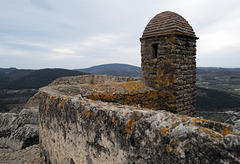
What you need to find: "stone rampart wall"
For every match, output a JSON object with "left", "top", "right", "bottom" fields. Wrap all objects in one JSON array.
[{"left": 39, "top": 76, "right": 240, "bottom": 164}]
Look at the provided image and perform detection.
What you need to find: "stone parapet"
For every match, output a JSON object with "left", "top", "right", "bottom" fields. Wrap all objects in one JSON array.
[{"left": 44, "top": 75, "right": 194, "bottom": 115}]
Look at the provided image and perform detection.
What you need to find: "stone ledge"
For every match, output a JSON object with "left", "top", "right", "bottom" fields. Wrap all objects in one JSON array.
[
  {"left": 39, "top": 86, "right": 240, "bottom": 163},
  {"left": 42, "top": 76, "right": 195, "bottom": 115}
]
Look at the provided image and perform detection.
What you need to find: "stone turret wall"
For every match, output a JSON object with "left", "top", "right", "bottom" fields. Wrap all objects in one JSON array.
[
  {"left": 141, "top": 35, "right": 196, "bottom": 115},
  {"left": 38, "top": 76, "right": 240, "bottom": 164}
]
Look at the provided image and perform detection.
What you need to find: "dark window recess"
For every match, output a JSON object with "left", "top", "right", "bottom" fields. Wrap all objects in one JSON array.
[{"left": 152, "top": 44, "right": 158, "bottom": 58}]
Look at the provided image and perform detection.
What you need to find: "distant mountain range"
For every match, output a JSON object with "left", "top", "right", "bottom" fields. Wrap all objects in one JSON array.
[
  {"left": 0, "top": 68, "right": 88, "bottom": 89},
  {"left": 75, "top": 63, "right": 141, "bottom": 77}
]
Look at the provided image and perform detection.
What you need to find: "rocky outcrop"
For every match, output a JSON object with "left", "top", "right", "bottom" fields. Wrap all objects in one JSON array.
[
  {"left": 0, "top": 144, "right": 42, "bottom": 164},
  {"left": 23, "top": 92, "right": 40, "bottom": 109},
  {"left": 0, "top": 108, "right": 39, "bottom": 150}
]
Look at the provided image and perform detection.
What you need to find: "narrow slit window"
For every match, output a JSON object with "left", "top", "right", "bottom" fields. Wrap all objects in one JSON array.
[{"left": 152, "top": 44, "right": 158, "bottom": 59}]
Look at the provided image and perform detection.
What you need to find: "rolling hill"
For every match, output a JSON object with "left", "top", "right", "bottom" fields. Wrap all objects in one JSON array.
[
  {"left": 75, "top": 63, "right": 141, "bottom": 77},
  {"left": 0, "top": 68, "right": 88, "bottom": 89}
]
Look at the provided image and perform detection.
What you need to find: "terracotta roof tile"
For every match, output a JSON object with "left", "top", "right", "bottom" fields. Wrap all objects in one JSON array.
[{"left": 142, "top": 11, "right": 196, "bottom": 39}]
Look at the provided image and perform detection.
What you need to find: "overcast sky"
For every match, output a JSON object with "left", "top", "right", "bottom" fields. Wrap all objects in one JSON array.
[{"left": 0, "top": 0, "right": 240, "bottom": 69}]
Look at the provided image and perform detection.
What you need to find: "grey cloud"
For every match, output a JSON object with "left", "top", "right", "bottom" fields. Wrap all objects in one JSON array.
[{"left": 0, "top": 0, "right": 239, "bottom": 69}]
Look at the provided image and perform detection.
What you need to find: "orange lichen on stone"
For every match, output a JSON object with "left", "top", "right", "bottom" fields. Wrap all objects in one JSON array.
[
  {"left": 166, "top": 145, "right": 173, "bottom": 152},
  {"left": 198, "top": 126, "right": 222, "bottom": 140},
  {"left": 191, "top": 118, "right": 222, "bottom": 130},
  {"left": 126, "top": 118, "right": 135, "bottom": 134},
  {"left": 88, "top": 83, "right": 95, "bottom": 87},
  {"left": 166, "top": 36, "right": 176, "bottom": 43},
  {"left": 222, "top": 127, "right": 233, "bottom": 136},
  {"left": 153, "top": 58, "right": 158, "bottom": 64},
  {"left": 191, "top": 118, "right": 204, "bottom": 123},
  {"left": 53, "top": 96, "right": 57, "bottom": 102},
  {"left": 180, "top": 115, "right": 187, "bottom": 118},
  {"left": 60, "top": 99, "right": 65, "bottom": 110},
  {"left": 84, "top": 109, "right": 88, "bottom": 116},
  {"left": 45, "top": 105, "right": 49, "bottom": 111},
  {"left": 161, "top": 127, "right": 169, "bottom": 136}
]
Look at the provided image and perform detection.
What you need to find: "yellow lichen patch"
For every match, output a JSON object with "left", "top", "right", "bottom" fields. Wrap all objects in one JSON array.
[
  {"left": 116, "top": 81, "right": 148, "bottom": 91},
  {"left": 191, "top": 121, "right": 196, "bottom": 126},
  {"left": 166, "top": 145, "right": 173, "bottom": 152},
  {"left": 60, "top": 99, "right": 65, "bottom": 110},
  {"left": 207, "top": 131, "right": 221, "bottom": 140},
  {"left": 153, "top": 58, "right": 158, "bottom": 64},
  {"left": 53, "top": 96, "right": 57, "bottom": 102},
  {"left": 198, "top": 126, "right": 222, "bottom": 140},
  {"left": 88, "top": 93, "right": 100, "bottom": 101},
  {"left": 180, "top": 115, "right": 187, "bottom": 118},
  {"left": 222, "top": 127, "right": 233, "bottom": 136},
  {"left": 192, "top": 118, "right": 204, "bottom": 123},
  {"left": 166, "top": 36, "right": 176, "bottom": 43},
  {"left": 198, "top": 126, "right": 205, "bottom": 131},
  {"left": 161, "top": 127, "right": 169, "bottom": 136},
  {"left": 192, "top": 117, "right": 219, "bottom": 124},
  {"left": 46, "top": 105, "right": 49, "bottom": 111},
  {"left": 126, "top": 118, "right": 135, "bottom": 134},
  {"left": 88, "top": 83, "right": 95, "bottom": 87},
  {"left": 84, "top": 109, "right": 88, "bottom": 116}
]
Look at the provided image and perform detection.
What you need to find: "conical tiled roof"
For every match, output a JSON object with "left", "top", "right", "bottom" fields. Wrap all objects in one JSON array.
[{"left": 142, "top": 11, "right": 196, "bottom": 39}]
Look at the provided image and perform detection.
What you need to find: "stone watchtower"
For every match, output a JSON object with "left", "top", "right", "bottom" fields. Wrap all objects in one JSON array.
[{"left": 140, "top": 11, "right": 198, "bottom": 115}]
